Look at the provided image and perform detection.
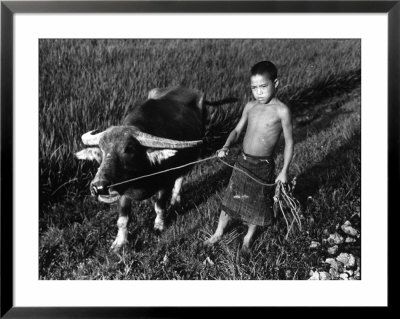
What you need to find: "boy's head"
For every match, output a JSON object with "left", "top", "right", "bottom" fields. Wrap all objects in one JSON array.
[
  {"left": 251, "top": 61, "right": 277, "bottom": 81},
  {"left": 250, "top": 61, "right": 279, "bottom": 104}
]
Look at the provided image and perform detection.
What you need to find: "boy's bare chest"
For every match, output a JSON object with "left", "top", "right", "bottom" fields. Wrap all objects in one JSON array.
[{"left": 248, "top": 105, "right": 280, "bottom": 127}]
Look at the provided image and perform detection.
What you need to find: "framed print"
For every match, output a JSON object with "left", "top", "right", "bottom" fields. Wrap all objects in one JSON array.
[{"left": 1, "top": 0, "right": 397, "bottom": 317}]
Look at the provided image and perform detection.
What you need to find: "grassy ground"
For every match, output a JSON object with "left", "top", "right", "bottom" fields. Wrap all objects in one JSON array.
[{"left": 39, "top": 39, "right": 361, "bottom": 280}]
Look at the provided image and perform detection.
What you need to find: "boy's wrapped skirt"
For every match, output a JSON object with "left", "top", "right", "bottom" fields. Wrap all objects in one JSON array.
[{"left": 221, "top": 152, "right": 275, "bottom": 226}]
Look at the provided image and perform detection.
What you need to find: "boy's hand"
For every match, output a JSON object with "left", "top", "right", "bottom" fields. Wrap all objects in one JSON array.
[
  {"left": 216, "top": 147, "right": 229, "bottom": 158},
  {"left": 275, "top": 171, "right": 288, "bottom": 184}
]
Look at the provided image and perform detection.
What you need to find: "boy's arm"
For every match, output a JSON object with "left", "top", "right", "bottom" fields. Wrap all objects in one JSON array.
[
  {"left": 275, "top": 105, "right": 294, "bottom": 183},
  {"left": 217, "top": 102, "right": 252, "bottom": 157}
]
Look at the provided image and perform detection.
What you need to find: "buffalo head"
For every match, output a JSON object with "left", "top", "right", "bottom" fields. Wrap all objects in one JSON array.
[{"left": 75, "top": 126, "right": 202, "bottom": 203}]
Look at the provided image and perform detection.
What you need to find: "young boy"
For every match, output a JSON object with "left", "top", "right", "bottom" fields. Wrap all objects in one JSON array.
[{"left": 204, "top": 61, "right": 294, "bottom": 253}]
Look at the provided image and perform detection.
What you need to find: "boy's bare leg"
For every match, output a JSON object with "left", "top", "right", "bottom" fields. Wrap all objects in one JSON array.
[
  {"left": 204, "top": 210, "right": 231, "bottom": 246},
  {"left": 241, "top": 223, "right": 258, "bottom": 253}
]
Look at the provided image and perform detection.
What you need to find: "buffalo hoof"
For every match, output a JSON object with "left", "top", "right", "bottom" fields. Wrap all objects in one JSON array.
[
  {"left": 110, "top": 237, "right": 127, "bottom": 252},
  {"left": 153, "top": 220, "right": 165, "bottom": 232}
]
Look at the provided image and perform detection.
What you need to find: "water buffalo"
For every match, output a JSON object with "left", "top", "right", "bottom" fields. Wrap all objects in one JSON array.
[{"left": 76, "top": 87, "right": 234, "bottom": 251}]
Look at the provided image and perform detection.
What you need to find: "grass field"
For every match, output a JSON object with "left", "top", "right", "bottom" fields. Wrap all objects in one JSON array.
[{"left": 39, "top": 39, "right": 361, "bottom": 280}]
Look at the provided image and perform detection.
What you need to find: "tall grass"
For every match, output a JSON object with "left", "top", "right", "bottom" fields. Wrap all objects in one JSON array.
[{"left": 39, "top": 39, "right": 361, "bottom": 279}]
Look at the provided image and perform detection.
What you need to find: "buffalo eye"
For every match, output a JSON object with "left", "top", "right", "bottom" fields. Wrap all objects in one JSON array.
[{"left": 124, "top": 144, "right": 136, "bottom": 154}]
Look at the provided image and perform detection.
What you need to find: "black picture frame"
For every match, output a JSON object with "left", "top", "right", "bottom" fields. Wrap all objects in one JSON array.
[{"left": 1, "top": 1, "right": 396, "bottom": 317}]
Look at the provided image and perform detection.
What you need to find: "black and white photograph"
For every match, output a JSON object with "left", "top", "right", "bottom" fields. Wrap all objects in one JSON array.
[
  {"left": 39, "top": 38, "right": 361, "bottom": 280},
  {"left": 2, "top": 0, "right": 395, "bottom": 313}
]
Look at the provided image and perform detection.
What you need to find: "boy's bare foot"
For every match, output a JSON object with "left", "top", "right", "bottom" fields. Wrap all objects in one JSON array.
[
  {"left": 242, "top": 223, "right": 257, "bottom": 249},
  {"left": 204, "top": 211, "right": 231, "bottom": 247},
  {"left": 203, "top": 234, "right": 222, "bottom": 247}
]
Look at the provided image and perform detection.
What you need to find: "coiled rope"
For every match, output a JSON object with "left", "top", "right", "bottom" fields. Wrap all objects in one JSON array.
[{"left": 274, "top": 179, "right": 302, "bottom": 239}]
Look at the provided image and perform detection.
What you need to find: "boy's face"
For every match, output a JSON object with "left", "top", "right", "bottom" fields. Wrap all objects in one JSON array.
[{"left": 250, "top": 73, "right": 279, "bottom": 104}]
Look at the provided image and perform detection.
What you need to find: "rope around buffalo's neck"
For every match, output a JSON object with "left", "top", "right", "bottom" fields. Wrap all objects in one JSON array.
[{"left": 107, "top": 154, "right": 276, "bottom": 189}]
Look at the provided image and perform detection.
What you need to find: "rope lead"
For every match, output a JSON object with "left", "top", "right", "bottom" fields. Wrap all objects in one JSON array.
[
  {"left": 107, "top": 155, "right": 219, "bottom": 189},
  {"left": 107, "top": 154, "right": 276, "bottom": 189}
]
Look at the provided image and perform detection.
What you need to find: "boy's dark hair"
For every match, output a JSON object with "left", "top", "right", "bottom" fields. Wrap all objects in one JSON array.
[{"left": 250, "top": 61, "right": 278, "bottom": 81}]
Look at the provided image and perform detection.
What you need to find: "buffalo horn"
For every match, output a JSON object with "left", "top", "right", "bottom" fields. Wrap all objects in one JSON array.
[
  {"left": 133, "top": 131, "right": 202, "bottom": 149},
  {"left": 81, "top": 129, "right": 105, "bottom": 145}
]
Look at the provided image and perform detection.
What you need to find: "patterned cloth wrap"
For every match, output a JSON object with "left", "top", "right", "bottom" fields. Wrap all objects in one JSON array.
[{"left": 221, "top": 151, "right": 276, "bottom": 226}]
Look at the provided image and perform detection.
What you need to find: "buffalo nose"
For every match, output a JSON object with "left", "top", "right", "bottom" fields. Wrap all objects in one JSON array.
[{"left": 90, "top": 182, "right": 109, "bottom": 196}]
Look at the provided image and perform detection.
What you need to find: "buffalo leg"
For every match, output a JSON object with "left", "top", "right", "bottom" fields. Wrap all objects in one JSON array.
[
  {"left": 154, "top": 188, "right": 172, "bottom": 232},
  {"left": 170, "top": 176, "right": 183, "bottom": 205},
  {"left": 110, "top": 195, "right": 131, "bottom": 252}
]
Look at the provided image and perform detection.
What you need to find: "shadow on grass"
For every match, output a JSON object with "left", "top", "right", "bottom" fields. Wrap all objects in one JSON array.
[
  {"left": 287, "top": 69, "right": 360, "bottom": 116},
  {"left": 294, "top": 109, "right": 356, "bottom": 146},
  {"left": 294, "top": 130, "right": 361, "bottom": 210}
]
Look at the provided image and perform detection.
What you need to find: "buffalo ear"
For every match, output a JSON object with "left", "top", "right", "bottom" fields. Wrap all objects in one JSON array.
[
  {"left": 146, "top": 149, "right": 177, "bottom": 165},
  {"left": 75, "top": 147, "right": 102, "bottom": 164}
]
